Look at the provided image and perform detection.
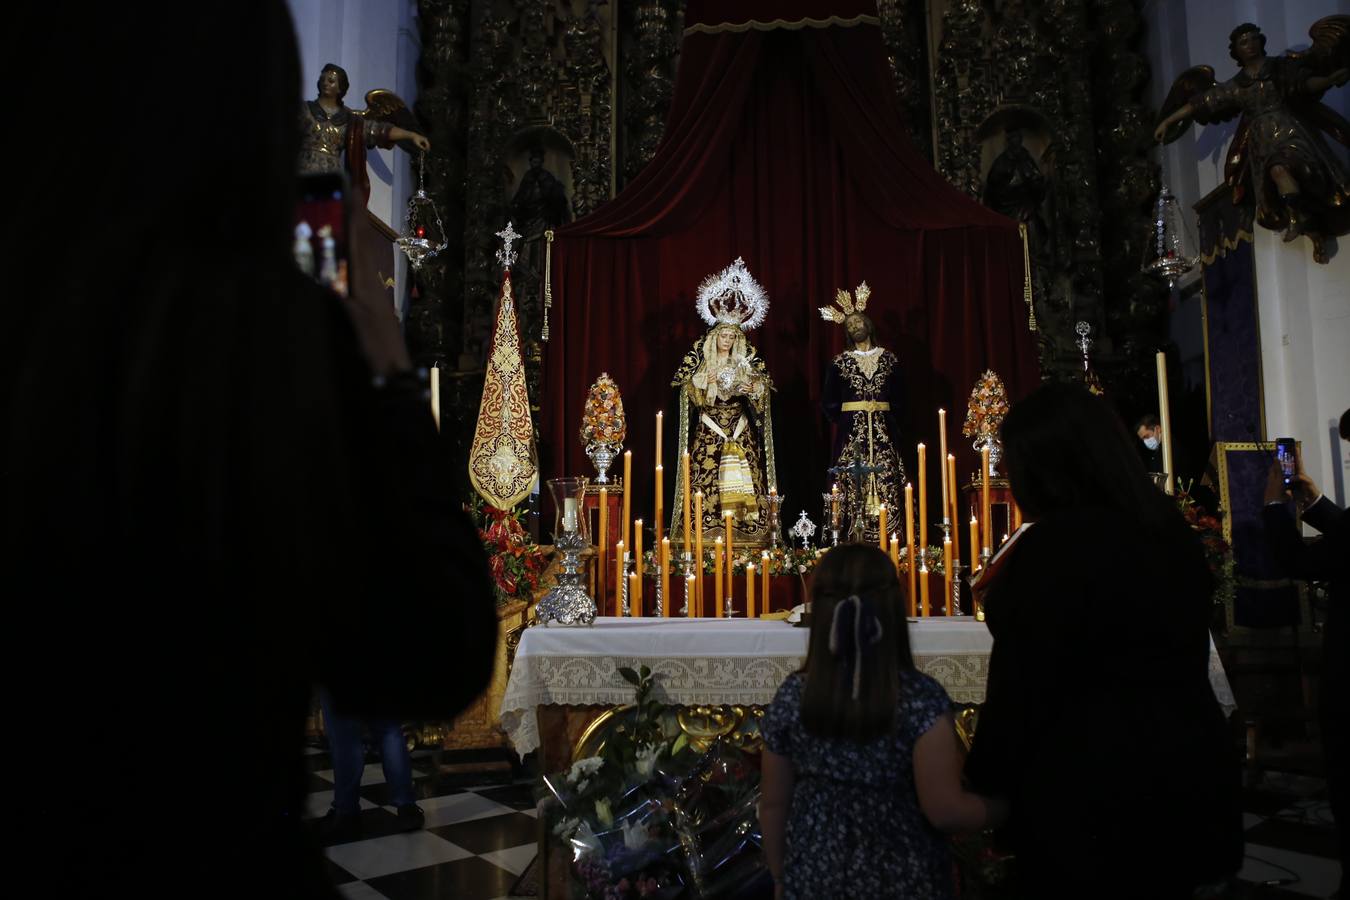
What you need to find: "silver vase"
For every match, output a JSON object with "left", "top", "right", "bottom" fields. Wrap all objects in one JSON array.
[
  {"left": 585, "top": 441, "right": 620, "bottom": 484},
  {"left": 974, "top": 434, "right": 1003, "bottom": 474}
]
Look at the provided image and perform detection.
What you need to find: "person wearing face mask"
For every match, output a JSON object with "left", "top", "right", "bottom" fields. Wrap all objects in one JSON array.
[{"left": 1135, "top": 414, "right": 1164, "bottom": 473}]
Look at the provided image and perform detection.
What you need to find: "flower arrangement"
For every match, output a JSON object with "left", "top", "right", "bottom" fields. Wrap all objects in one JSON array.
[
  {"left": 580, "top": 373, "right": 628, "bottom": 447},
  {"left": 472, "top": 500, "right": 548, "bottom": 606},
  {"left": 1176, "top": 486, "right": 1235, "bottom": 612},
  {"left": 962, "top": 369, "right": 1011, "bottom": 440},
  {"left": 543, "top": 666, "right": 767, "bottom": 899}
]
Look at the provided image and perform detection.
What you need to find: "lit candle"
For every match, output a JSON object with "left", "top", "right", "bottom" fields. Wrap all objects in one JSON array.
[
  {"left": 919, "top": 558, "right": 930, "bottom": 617},
  {"left": 714, "top": 537, "right": 724, "bottom": 615},
  {"left": 686, "top": 574, "right": 696, "bottom": 617},
  {"left": 660, "top": 538, "right": 671, "bottom": 616},
  {"left": 1156, "top": 351, "right": 1174, "bottom": 495},
  {"left": 969, "top": 515, "right": 980, "bottom": 573},
  {"left": 622, "top": 450, "right": 632, "bottom": 550},
  {"left": 563, "top": 498, "right": 579, "bottom": 533},
  {"left": 1013, "top": 501, "right": 1022, "bottom": 532},
  {"left": 761, "top": 550, "right": 770, "bottom": 616},
  {"left": 943, "top": 537, "right": 953, "bottom": 616},
  {"left": 654, "top": 412, "right": 664, "bottom": 550},
  {"left": 878, "top": 503, "right": 888, "bottom": 552},
  {"left": 682, "top": 451, "right": 692, "bottom": 556},
  {"left": 628, "top": 571, "right": 638, "bottom": 615},
  {"left": 634, "top": 519, "right": 644, "bottom": 615},
  {"left": 598, "top": 487, "right": 608, "bottom": 608},
  {"left": 938, "top": 409, "right": 949, "bottom": 524},
  {"left": 724, "top": 510, "right": 734, "bottom": 605},
  {"left": 918, "top": 443, "right": 928, "bottom": 551},
  {"left": 831, "top": 483, "right": 840, "bottom": 530},
  {"left": 981, "top": 446, "right": 992, "bottom": 555},
  {"left": 694, "top": 491, "right": 704, "bottom": 614},
  {"left": 904, "top": 482, "right": 916, "bottom": 613},
  {"left": 746, "top": 563, "right": 756, "bottom": 619},
  {"left": 890, "top": 533, "right": 902, "bottom": 584},
  {"left": 654, "top": 463, "right": 663, "bottom": 552},
  {"left": 950, "top": 450, "right": 961, "bottom": 569},
  {"left": 430, "top": 364, "right": 440, "bottom": 432},
  {"left": 614, "top": 540, "right": 625, "bottom": 617}
]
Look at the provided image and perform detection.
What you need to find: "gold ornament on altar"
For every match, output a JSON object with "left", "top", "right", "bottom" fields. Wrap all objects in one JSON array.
[
  {"left": 819, "top": 280, "right": 871, "bottom": 324},
  {"left": 580, "top": 373, "right": 627, "bottom": 483},
  {"left": 962, "top": 370, "right": 1010, "bottom": 472},
  {"left": 468, "top": 223, "right": 538, "bottom": 510}
]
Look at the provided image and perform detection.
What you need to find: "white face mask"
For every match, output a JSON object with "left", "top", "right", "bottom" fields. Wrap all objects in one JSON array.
[{"left": 1143, "top": 436, "right": 1160, "bottom": 451}]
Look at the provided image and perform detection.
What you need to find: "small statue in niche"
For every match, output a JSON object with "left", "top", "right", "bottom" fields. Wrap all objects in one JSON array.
[
  {"left": 510, "top": 145, "right": 572, "bottom": 238},
  {"left": 1154, "top": 17, "right": 1350, "bottom": 263},
  {"left": 982, "top": 128, "right": 1048, "bottom": 234}
]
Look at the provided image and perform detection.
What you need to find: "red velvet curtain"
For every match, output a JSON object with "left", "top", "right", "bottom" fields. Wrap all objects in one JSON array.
[{"left": 543, "top": 10, "right": 1039, "bottom": 532}]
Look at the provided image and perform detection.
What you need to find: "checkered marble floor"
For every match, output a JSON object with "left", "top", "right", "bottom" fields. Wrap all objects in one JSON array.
[
  {"left": 1237, "top": 769, "right": 1342, "bottom": 898},
  {"left": 306, "top": 744, "right": 1341, "bottom": 899},
  {"left": 305, "top": 746, "right": 540, "bottom": 900}
]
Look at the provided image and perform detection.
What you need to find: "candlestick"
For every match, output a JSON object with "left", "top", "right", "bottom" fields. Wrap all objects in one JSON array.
[
  {"left": 660, "top": 538, "right": 671, "bottom": 617},
  {"left": 938, "top": 409, "right": 949, "bottom": 524},
  {"left": 969, "top": 515, "right": 980, "bottom": 573},
  {"left": 430, "top": 365, "right": 440, "bottom": 432},
  {"left": 943, "top": 538, "right": 953, "bottom": 616},
  {"left": 598, "top": 487, "right": 608, "bottom": 609},
  {"left": 878, "top": 503, "right": 888, "bottom": 551},
  {"left": 682, "top": 451, "right": 692, "bottom": 555},
  {"left": 919, "top": 560, "right": 930, "bottom": 617},
  {"left": 743, "top": 563, "right": 754, "bottom": 620},
  {"left": 622, "top": 450, "right": 632, "bottom": 549},
  {"left": 981, "top": 447, "right": 992, "bottom": 555},
  {"left": 634, "top": 520, "right": 644, "bottom": 615},
  {"left": 614, "top": 540, "right": 625, "bottom": 617},
  {"left": 724, "top": 510, "right": 734, "bottom": 607},
  {"left": 694, "top": 491, "right": 704, "bottom": 614},
  {"left": 761, "top": 550, "right": 770, "bottom": 617},
  {"left": 1156, "top": 351, "right": 1174, "bottom": 495},
  {"left": 918, "top": 443, "right": 928, "bottom": 551},
  {"left": 654, "top": 464, "right": 663, "bottom": 552},
  {"left": 904, "top": 483, "right": 916, "bottom": 613},
  {"left": 714, "top": 537, "right": 724, "bottom": 615}
]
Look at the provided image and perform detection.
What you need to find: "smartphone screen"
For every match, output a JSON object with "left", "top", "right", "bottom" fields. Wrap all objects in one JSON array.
[
  {"left": 294, "top": 173, "right": 349, "bottom": 297},
  {"left": 1276, "top": 438, "right": 1296, "bottom": 486}
]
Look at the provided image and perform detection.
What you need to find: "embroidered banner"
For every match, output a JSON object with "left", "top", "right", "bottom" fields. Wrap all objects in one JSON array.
[{"left": 469, "top": 272, "right": 538, "bottom": 509}]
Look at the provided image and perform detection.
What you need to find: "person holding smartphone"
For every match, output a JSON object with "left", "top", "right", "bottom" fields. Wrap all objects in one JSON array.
[{"left": 1263, "top": 412, "right": 1349, "bottom": 893}]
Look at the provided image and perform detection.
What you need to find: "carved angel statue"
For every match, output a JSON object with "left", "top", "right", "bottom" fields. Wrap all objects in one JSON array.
[
  {"left": 1153, "top": 17, "right": 1350, "bottom": 263},
  {"left": 299, "top": 63, "right": 431, "bottom": 203}
]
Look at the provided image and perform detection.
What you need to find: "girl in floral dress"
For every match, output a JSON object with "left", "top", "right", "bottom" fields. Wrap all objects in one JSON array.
[{"left": 759, "top": 545, "right": 1005, "bottom": 898}]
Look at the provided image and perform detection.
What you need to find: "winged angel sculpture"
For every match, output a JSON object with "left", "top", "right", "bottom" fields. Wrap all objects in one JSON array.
[
  {"left": 299, "top": 63, "right": 431, "bottom": 202},
  {"left": 1153, "top": 17, "right": 1350, "bottom": 263}
]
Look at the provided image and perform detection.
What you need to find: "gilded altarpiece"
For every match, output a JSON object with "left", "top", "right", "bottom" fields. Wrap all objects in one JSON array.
[{"left": 929, "top": 0, "right": 1169, "bottom": 402}]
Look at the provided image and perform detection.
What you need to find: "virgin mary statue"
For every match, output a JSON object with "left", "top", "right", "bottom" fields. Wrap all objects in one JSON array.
[{"left": 671, "top": 258, "right": 778, "bottom": 546}]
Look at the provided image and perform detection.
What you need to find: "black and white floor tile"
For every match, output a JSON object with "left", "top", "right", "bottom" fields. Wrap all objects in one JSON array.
[
  {"left": 305, "top": 745, "right": 1341, "bottom": 899},
  {"left": 304, "top": 745, "right": 540, "bottom": 900}
]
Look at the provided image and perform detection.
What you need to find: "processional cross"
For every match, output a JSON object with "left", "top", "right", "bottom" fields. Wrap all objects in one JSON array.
[{"left": 495, "top": 221, "right": 521, "bottom": 271}]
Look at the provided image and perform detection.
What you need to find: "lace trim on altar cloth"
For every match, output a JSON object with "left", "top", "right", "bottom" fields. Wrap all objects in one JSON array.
[
  {"left": 499, "top": 645, "right": 1237, "bottom": 759},
  {"left": 684, "top": 14, "right": 880, "bottom": 36}
]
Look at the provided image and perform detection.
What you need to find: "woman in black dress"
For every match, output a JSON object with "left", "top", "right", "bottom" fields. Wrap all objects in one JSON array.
[{"left": 964, "top": 383, "right": 1242, "bottom": 898}]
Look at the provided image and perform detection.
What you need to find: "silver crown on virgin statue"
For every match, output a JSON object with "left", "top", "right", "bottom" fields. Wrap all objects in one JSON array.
[{"left": 696, "top": 257, "right": 769, "bottom": 331}]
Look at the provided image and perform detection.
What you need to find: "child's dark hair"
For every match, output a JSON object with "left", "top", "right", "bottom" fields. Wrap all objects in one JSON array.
[{"left": 801, "top": 544, "right": 914, "bottom": 740}]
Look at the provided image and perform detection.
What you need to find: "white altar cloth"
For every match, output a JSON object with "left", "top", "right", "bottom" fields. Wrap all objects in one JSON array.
[{"left": 500, "top": 616, "right": 1235, "bottom": 757}]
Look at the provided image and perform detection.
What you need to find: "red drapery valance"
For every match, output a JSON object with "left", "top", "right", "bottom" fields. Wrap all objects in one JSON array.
[{"left": 542, "top": 8, "right": 1039, "bottom": 531}]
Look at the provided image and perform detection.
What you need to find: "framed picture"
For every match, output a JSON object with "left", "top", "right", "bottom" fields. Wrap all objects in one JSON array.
[{"left": 1214, "top": 441, "right": 1311, "bottom": 632}]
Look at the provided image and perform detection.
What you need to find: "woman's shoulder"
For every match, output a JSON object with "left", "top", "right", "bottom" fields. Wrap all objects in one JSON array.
[{"left": 900, "top": 670, "right": 951, "bottom": 711}]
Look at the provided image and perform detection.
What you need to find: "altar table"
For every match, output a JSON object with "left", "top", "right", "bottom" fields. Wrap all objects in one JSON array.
[{"left": 499, "top": 616, "right": 1237, "bottom": 759}]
